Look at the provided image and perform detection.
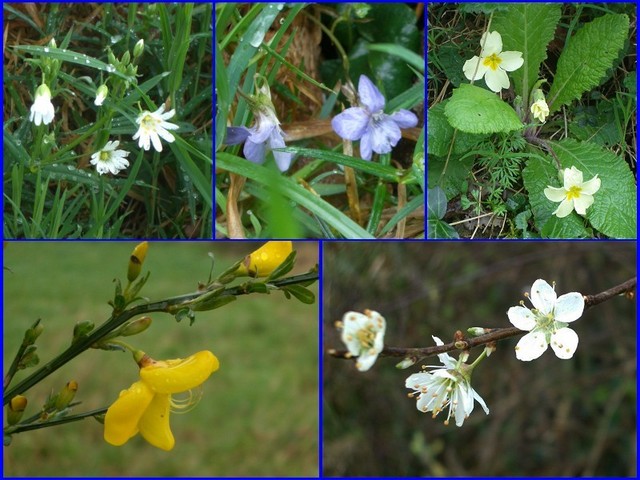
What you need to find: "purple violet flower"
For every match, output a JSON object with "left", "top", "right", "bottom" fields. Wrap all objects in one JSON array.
[
  {"left": 331, "top": 75, "right": 418, "bottom": 161},
  {"left": 224, "top": 86, "right": 293, "bottom": 172}
]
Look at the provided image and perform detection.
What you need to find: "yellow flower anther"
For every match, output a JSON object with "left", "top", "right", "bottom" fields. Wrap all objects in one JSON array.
[
  {"left": 104, "top": 350, "right": 218, "bottom": 451},
  {"left": 127, "top": 241, "right": 149, "bottom": 282},
  {"left": 235, "top": 241, "right": 293, "bottom": 277}
]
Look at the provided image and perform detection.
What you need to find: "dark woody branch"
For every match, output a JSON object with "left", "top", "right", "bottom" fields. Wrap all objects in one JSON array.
[{"left": 328, "top": 277, "right": 636, "bottom": 362}]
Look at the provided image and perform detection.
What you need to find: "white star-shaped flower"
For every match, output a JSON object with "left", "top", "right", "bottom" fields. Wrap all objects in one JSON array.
[
  {"left": 90, "top": 140, "right": 131, "bottom": 175},
  {"left": 338, "top": 310, "right": 386, "bottom": 371},
  {"left": 508, "top": 279, "right": 585, "bottom": 361},
  {"left": 405, "top": 336, "right": 489, "bottom": 426},
  {"left": 544, "top": 166, "right": 601, "bottom": 218},
  {"left": 463, "top": 31, "right": 524, "bottom": 93},
  {"left": 132, "top": 105, "right": 179, "bottom": 152}
]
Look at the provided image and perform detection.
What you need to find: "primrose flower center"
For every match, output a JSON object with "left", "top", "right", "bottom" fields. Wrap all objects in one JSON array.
[
  {"left": 566, "top": 185, "right": 582, "bottom": 200},
  {"left": 483, "top": 53, "right": 502, "bottom": 71}
]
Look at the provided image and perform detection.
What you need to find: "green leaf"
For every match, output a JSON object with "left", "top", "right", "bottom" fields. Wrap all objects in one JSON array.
[
  {"left": 367, "top": 43, "right": 424, "bottom": 73},
  {"left": 492, "top": 4, "right": 561, "bottom": 103},
  {"left": 427, "top": 156, "right": 474, "bottom": 199},
  {"left": 282, "top": 285, "right": 316, "bottom": 304},
  {"left": 522, "top": 140, "right": 636, "bottom": 238},
  {"left": 444, "top": 84, "right": 523, "bottom": 134},
  {"left": 548, "top": 13, "right": 629, "bottom": 112},
  {"left": 216, "top": 153, "right": 374, "bottom": 239},
  {"left": 551, "top": 140, "right": 636, "bottom": 239},
  {"left": 427, "top": 187, "right": 459, "bottom": 239},
  {"left": 427, "top": 102, "right": 485, "bottom": 157}
]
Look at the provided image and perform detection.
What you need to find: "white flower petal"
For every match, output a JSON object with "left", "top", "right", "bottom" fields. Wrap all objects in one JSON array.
[
  {"left": 573, "top": 193, "right": 594, "bottom": 216},
  {"left": 553, "top": 198, "right": 575, "bottom": 218},
  {"left": 550, "top": 327, "right": 579, "bottom": 359},
  {"left": 544, "top": 185, "right": 567, "bottom": 202},
  {"left": 507, "top": 306, "right": 537, "bottom": 331},
  {"left": 515, "top": 331, "right": 548, "bottom": 361},
  {"left": 530, "top": 279, "right": 556, "bottom": 314},
  {"left": 471, "top": 387, "right": 490, "bottom": 415},
  {"left": 580, "top": 176, "right": 601, "bottom": 195},
  {"left": 463, "top": 56, "right": 488, "bottom": 81},
  {"left": 554, "top": 292, "right": 584, "bottom": 323},
  {"left": 563, "top": 166, "right": 583, "bottom": 187},
  {"left": 480, "top": 31, "right": 502, "bottom": 56},
  {"left": 483, "top": 68, "right": 510, "bottom": 93},
  {"left": 499, "top": 51, "right": 524, "bottom": 71}
]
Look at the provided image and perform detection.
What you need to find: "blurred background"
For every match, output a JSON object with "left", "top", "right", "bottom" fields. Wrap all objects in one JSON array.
[
  {"left": 323, "top": 242, "right": 636, "bottom": 476},
  {"left": 4, "top": 241, "right": 319, "bottom": 476}
]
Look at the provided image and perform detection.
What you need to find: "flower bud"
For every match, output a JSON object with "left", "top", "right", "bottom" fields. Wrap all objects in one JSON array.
[
  {"left": 107, "top": 50, "right": 117, "bottom": 67},
  {"left": 127, "top": 241, "right": 149, "bottom": 282},
  {"left": 120, "top": 50, "right": 131, "bottom": 66},
  {"left": 396, "top": 357, "right": 417, "bottom": 369},
  {"left": 7, "top": 396, "right": 27, "bottom": 425},
  {"left": 235, "top": 241, "right": 293, "bottom": 278},
  {"left": 484, "top": 342, "right": 497, "bottom": 357},
  {"left": 94, "top": 84, "right": 108, "bottom": 106},
  {"left": 120, "top": 316, "right": 152, "bottom": 336},
  {"left": 24, "top": 319, "right": 44, "bottom": 344},
  {"left": 467, "top": 327, "right": 488, "bottom": 337},
  {"left": 48, "top": 38, "right": 57, "bottom": 49},
  {"left": 133, "top": 39, "right": 144, "bottom": 58},
  {"left": 55, "top": 380, "right": 78, "bottom": 410},
  {"left": 530, "top": 89, "right": 549, "bottom": 123}
]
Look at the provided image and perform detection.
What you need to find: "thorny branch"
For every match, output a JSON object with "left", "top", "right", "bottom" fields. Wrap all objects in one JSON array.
[{"left": 328, "top": 277, "right": 636, "bottom": 363}]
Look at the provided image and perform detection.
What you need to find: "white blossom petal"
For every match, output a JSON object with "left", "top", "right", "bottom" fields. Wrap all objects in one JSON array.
[
  {"left": 580, "top": 176, "right": 601, "bottom": 195},
  {"left": 554, "top": 292, "right": 584, "bottom": 323},
  {"left": 515, "top": 331, "right": 548, "bottom": 361},
  {"left": 484, "top": 68, "right": 510, "bottom": 93},
  {"left": 573, "top": 194, "right": 595, "bottom": 216},
  {"left": 550, "top": 327, "right": 579, "bottom": 359},
  {"left": 499, "top": 51, "right": 524, "bottom": 71},
  {"left": 507, "top": 306, "right": 537, "bottom": 331},
  {"left": 463, "top": 56, "right": 489, "bottom": 81},
  {"left": 544, "top": 185, "right": 567, "bottom": 202},
  {"left": 529, "top": 279, "right": 557, "bottom": 314}
]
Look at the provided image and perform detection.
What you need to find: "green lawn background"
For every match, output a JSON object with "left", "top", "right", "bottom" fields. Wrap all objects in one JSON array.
[{"left": 3, "top": 241, "right": 319, "bottom": 476}]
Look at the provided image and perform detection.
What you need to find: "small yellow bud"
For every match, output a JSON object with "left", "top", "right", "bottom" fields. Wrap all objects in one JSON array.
[
  {"left": 7, "top": 396, "right": 27, "bottom": 425},
  {"left": 127, "top": 241, "right": 149, "bottom": 282},
  {"left": 235, "top": 241, "right": 293, "bottom": 277},
  {"left": 55, "top": 380, "right": 78, "bottom": 410}
]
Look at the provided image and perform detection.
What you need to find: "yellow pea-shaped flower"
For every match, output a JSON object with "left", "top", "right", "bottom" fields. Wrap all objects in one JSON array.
[
  {"left": 104, "top": 350, "right": 218, "bottom": 451},
  {"left": 104, "top": 381, "right": 154, "bottom": 446},
  {"left": 140, "top": 350, "right": 219, "bottom": 394},
  {"left": 236, "top": 241, "right": 293, "bottom": 277},
  {"left": 138, "top": 394, "right": 174, "bottom": 451}
]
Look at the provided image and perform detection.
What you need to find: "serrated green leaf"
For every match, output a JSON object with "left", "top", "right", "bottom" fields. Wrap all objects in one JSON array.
[
  {"left": 492, "top": 4, "right": 561, "bottom": 103},
  {"left": 548, "top": 13, "right": 629, "bottom": 112},
  {"left": 444, "top": 84, "right": 523, "bottom": 134},
  {"left": 428, "top": 102, "right": 486, "bottom": 157}
]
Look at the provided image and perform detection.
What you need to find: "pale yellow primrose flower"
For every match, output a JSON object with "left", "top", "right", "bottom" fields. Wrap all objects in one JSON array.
[
  {"left": 338, "top": 310, "right": 386, "bottom": 372},
  {"left": 132, "top": 105, "right": 179, "bottom": 152},
  {"left": 463, "top": 31, "right": 524, "bottom": 93},
  {"left": 530, "top": 98, "right": 549, "bottom": 122},
  {"left": 544, "top": 166, "right": 601, "bottom": 218},
  {"left": 104, "top": 350, "right": 218, "bottom": 451}
]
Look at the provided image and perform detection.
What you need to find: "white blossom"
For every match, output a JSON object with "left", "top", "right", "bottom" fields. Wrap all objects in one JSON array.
[
  {"left": 338, "top": 310, "right": 386, "bottom": 372},
  {"left": 90, "top": 140, "right": 131, "bottom": 175},
  {"left": 132, "top": 105, "right": 179, "bottom": 152}
]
